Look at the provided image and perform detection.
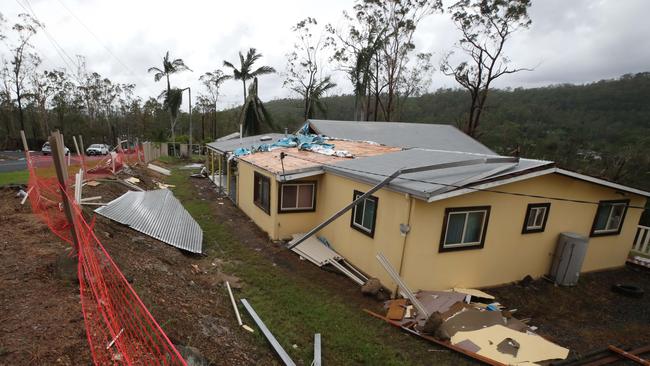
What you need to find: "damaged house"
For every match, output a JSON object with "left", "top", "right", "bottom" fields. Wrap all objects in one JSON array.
[{"left": 206, "top": 119, "right": 649, "bottom": 292}]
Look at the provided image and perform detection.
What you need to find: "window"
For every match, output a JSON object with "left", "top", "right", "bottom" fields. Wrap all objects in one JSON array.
[
  {"left": 522, "top": 203, "right": 550, "bottom": 234},
  {"left": 439, "top": 206, "right": 490, "bottom": 252},
  {"left": 253, "top": 172, "right": 271, "bottom": 214},
  {"left": 279, "top": 182, "right": 316, "bottom": 212},
  {"left": 590, "top": 199, "right": 629, "bottom": 236},
  {"left": 350, "top": 190, "right": 378, "bottom": 237}
]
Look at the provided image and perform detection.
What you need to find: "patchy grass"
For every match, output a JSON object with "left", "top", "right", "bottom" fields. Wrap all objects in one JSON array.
[
  {"left": 167, "top": 168, "right": 471, "bottom": 365},
  {"left": 0, "top": 170, "right": 29, "bottom": 185}
]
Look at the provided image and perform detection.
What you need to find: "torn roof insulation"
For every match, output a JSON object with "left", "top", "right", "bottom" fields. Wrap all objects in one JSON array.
[
  {"left": 304, "top": 119, "right": 496, "bottom": 154},
  {"left": 95, "top": 189, "right": 203, "bottom": 253},
  {"left": 239, "top": 139, "right": 401, "bottom": 177}
]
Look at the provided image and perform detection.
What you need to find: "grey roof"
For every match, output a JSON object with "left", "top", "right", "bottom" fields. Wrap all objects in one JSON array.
[
  {"left": 306, "top": 119, "right": 495, "bottom": 154},
  {"left": 95, "top": 189, "right": 203, "bottom": 253},
  {"left": 325, "top": 149, "right": 554, "bottom": 201},
  {"left": 206, "top": 133, "right": 286, "bottom": 153}
]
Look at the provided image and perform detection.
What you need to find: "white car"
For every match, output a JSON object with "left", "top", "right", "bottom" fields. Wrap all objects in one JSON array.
[
  {"left": 41, "top": 142, "right": 70, "bottom": 156},
  {"left": 86, "top": 144, "right": 109, "bottom": 156}
]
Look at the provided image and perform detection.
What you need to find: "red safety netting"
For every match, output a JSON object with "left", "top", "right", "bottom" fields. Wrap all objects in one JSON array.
[{"left": 25, "top": 144, "right": 186, "bottom": 366}]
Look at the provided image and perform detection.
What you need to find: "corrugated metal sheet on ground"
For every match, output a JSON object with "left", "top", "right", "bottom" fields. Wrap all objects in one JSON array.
[{"left": 95, "top": 189, "right": 203, "bottom": 253}]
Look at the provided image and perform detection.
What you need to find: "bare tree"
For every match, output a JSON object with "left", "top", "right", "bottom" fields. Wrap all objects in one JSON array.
[
  {"left": 8, "top": 13, "right": 41, "bottom": 134},
  {"left": 284, "top": 17, "right": 337, "bottom": 120},
  {"left": 441, "top": 0, "right": 532, "bottom": 137},
  {"left": 199, "top": 69, "right": 230, "bottom": 138}
]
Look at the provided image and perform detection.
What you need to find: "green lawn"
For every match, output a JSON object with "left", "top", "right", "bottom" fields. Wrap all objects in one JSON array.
[
  {"left": 167, "top": 168, "right": 470, "bottom": 365},
  {"left": 0, "top": 170, "right": 29, "bottom": 185}
]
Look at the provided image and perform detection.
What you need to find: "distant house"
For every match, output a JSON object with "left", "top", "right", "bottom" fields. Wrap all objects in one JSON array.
[{"left": 206, "top": 120, "right": 649, "bottom": 291}]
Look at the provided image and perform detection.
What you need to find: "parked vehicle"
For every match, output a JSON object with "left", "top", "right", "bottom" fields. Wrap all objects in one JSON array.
[
  {"left": 86, "top": 144, "right": 110, "bottom": 156},
  {"left": 41, "top": 142, "right": 70, "bottom": 156}
]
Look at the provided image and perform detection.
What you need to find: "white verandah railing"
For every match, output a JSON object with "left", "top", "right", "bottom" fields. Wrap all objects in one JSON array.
[{"left": 632, "top": 225, "right": 650, "bottom": 255}]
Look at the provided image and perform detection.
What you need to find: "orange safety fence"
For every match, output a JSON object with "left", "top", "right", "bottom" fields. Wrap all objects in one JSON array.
[{"left": 25, "top": 144, "right": 186, "bottom": 365}]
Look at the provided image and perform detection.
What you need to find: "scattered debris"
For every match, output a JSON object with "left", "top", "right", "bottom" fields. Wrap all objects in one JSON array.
[
  {"left": 241, "top": 299, "right": 296, "bottom": 366},
  {"left": 226, "top": 281, "right": 243, "bottom": 327},
  {"left": 361, "top": 278, "right": 382, "bottom": 296},
  {"left": 611, "top": 283, "right": 645, "bottom": 298},
  {"left": 628, "top": 256, "right": 650, "bottom": 269},
  {"left": 447, "top": 288, "right": 495, "bottom": 300},
  {"left": 451, "top": 325, "right": 569, "bottom": 364},
  {"left": 85, "top": 180, "right": 101, "bottom": 187},
  {"left": 125, "top": 177, "right": 141, "bottom": 184},
  {"left": 95, "top": 189, "right": 203, "bottom": 253},
  {"left": 156, "top": 182, "right": 176, "bottom": 190},
  {"left": 367, "top": 253, "right": 570, "bottom": 365},
  {"left": 181, "top": 163, "right": 204, "bottom": 170},
  {"left": 313, "top": 334, "right": 321, "bottom": 366},
  {"left": 148, "top": 163, "right": 171, "bottom": 176},
  {"left": 288, "top": 234, "right": 367, "bottom": 285}
]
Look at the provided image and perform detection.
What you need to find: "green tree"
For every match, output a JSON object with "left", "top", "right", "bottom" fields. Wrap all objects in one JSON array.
[
  {"left": 148, "top": 51, "right": 190, "bottom": 154},
  {"left": 223, "top": 48, "right": 275, "bottom": 104},
  {"left": 239, "top": 77, "right": 275, "bottom": 136}
]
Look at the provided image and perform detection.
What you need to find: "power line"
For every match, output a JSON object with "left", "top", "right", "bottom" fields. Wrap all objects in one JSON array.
[
  {"left": 13, "top": 0, "right": 78, "bottom": 73},
  {"left": 53, "top": 0, "right": 143, "bottom": 81},
  {"left": 281, "top": 151, "right": 649, "bottom": 211}
]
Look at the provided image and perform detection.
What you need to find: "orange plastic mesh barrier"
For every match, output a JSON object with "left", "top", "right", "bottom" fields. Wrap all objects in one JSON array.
[{"left": 25, "top": 145, "right": 186, "bottom": 365}]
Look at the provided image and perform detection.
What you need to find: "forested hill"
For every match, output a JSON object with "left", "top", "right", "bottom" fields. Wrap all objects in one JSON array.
[{"left": 225, "top": 72, "right": 650, "bottom": 191}]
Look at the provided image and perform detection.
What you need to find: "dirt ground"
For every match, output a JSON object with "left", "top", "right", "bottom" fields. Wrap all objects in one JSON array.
[
  {"left": 488, "top": 266, "right": 650, "bottom": 357},
  {"left": 0, "top": 168, "right": 277, "bottom": 365}
]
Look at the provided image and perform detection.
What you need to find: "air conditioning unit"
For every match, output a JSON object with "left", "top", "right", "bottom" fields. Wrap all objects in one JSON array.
[{"left": 549, "top": 232, "right": 589, "bottom": 286}]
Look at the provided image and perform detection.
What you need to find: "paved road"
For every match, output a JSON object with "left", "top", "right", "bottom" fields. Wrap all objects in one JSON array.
[{"left": 0, "top": 151, "right": 27, "bottom": 173}]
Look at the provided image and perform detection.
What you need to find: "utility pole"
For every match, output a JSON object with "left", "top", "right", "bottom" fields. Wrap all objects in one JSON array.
[{"left": 181, "top": 87, "right": 192, "bottom": 157}]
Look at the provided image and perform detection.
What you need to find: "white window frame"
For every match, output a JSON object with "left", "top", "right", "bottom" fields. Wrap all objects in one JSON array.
[
  {"left": 351, "top": 191, "right": 378, "bottom": 236},
  {"left": 279, "top": 182, "right": 316, "bottom": 212},
  {"left": 442, "top": 207, "right": 489, "bottom": 250},
  {"left": 592, "top": 201, "right": 628, "bottom": 235}
]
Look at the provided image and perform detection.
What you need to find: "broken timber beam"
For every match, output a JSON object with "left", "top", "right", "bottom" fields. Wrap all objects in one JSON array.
[
  {"left": 606, "top": 345, "right": 649, "bottom": 365},
  {"left": 363, "top": 309, "right": 507, "bottom": 366},
  {"left": 288, "top": 157, "right": 518, "bottom": 250}
]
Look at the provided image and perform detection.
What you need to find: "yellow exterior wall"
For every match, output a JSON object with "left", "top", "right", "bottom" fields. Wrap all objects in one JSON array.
[
  {"left": 236, "top": 161, "right": 279, "bottom": 239},
  {"left": 315, "top": 174, "right": 412, "bottom": 290},
  {"left": 400, "top": 173, "right": 645, "bottom": 291},
  {"left": 236, "top": 160, "right": 324, "bottom": 241},
  {"left": 235, "top": 160, "right": 646, "bottom": 291}
]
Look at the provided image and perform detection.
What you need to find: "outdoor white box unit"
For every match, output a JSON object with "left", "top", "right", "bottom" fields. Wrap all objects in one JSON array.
[{"left": 549, "top": 232, "right": 589, "bottom": 286}]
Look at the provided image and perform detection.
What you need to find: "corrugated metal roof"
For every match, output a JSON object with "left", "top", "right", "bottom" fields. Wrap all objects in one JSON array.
[
  {"left": 206, "top": 133, "right": 286, "bottom": 153},
  {"left": 325, "top": 148, "right": 553, "bottom": 200},
  {"left": 95, "top": 189, "right": 203, "bottom": 253},
  {"left": 306, "top": 119, "right": 495, "bottom": 154}
]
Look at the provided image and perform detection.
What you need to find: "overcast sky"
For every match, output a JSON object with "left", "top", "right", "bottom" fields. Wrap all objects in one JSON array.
[{"left": 2, "top": 0, "right": 650, "bottom": 111}]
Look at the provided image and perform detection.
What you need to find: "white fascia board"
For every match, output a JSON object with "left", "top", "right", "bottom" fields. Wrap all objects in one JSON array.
[
  {"left": 426, "top": 167, "right": 557, "bottom": 203},
  {"left": 276, "top": 169, "right": 324, "bottom": 182},
  {"left": 555, "top": 168, "right": 650, "bottom": 197}
]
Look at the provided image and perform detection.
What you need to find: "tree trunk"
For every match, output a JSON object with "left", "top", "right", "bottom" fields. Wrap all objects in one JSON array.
[{"left": 243, "top": 80, "right": 247, "bottom": 105}]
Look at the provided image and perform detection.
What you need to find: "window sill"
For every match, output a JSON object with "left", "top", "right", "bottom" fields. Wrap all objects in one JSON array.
[
  {"left": 351, "top": 223, "right": 374, "bottom": 238},
  {"left": 439, "top": 243, "right": 484, "bottom": 253},
  {"left": 254, "top": 201, "right": 270, "bottom": 215},
  {"left": 590, "top": 230, "right": 621, "bottom": 237}
]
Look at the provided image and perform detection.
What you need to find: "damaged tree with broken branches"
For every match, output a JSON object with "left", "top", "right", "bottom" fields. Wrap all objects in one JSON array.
[{"left": 441, "top": 0, "right": 532, "bottom": 138}]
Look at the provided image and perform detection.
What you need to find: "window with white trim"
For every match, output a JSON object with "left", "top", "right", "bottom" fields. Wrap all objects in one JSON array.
[
  {"left": 522, "top": 203, "right": 550, "bottom": 234},
  {"left": 350, "top": 190, "right": 378, "bottom": 237},
  {"left": 591, "top": 200, "right": 629, "bottom": 236},
  {"left": 279, "top": 182, "right": 316, "bottom": 212},
  {"left": 440, "top": 206, "right": 490, "bottom": 251}
]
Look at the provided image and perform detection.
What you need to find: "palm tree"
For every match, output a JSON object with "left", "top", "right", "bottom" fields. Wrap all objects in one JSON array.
[
  {"left": 292, "top": 76, "right": 337, "bottom": 120},
  {"left": 239, "top": 77, "right": 276, "bottom": 136},
  {"left": 148, "top": 51, "right": 190, "bottom": 156},
  {"left": 148, "top": 51, "right": 191, "bottom": 93},
  {"left": 223, "top": 48, "right": 275, "bottom": 104},
  {"left": 159, "top": 88, "right": 183, "bottom": 154}
]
